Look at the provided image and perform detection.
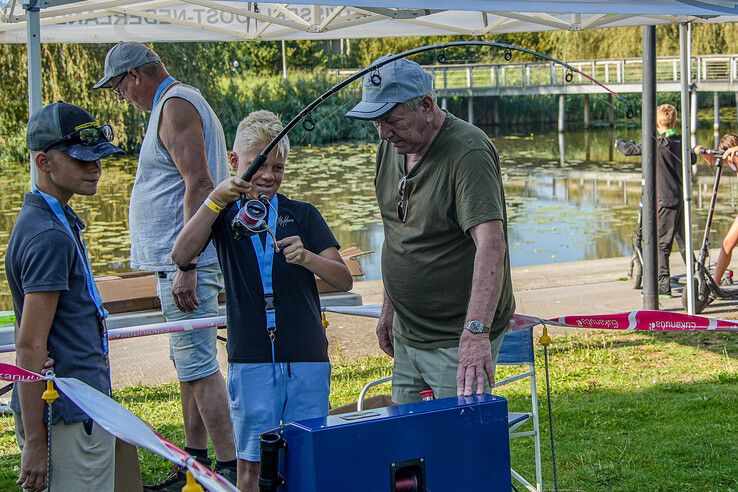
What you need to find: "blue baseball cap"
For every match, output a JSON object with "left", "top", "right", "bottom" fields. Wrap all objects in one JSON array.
[
  {"left": 27, "top": 102, "right": 125, "bottom": 161},
  {"left": 346, "top": 56, "right": 434, "bottom": 121},
  {"left": 93, "top": 42, "right": 161, "bottom": 90}
]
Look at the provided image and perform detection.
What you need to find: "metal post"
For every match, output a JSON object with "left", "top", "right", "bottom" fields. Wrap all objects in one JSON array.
[
  {"left": 690, "top": 89, "right": 698, "bottom": 148},
  {"left": 680, "top": 22, "right": 696, "bottom": 314},
  {"left": 583, "top": 94, "right": 590, "bottom": 130},
  {"left": 558, "top": 94, "right": 565, "bottom": 133},
  {"left": 467, "top": 97, "right": 474, "bottom": 125},
  {"left": 713, "top": 91, "right": 720, "bottom": 149},
  {"left": 25, "top": 0, "right": 42, "bottom": 189},
  {"left": 441, "top": 97, "right": 447, "bottom": 110},
  {"left": 642, "top": 25, "right": 659, "bottom": 310},
  {"left": 281, "top": 40, "right": 287, "bottom": 79},
  {"left": 689, "top": 24, "right": 697, "bottom": 149},
  {"left": 558, "top": 131, "right": 566, "bottom": 167},
  {"left": 608, "top": 93, "right": 615, "bottom": 127}
]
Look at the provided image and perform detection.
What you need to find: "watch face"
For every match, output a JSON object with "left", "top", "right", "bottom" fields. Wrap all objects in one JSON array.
[{"left": 465, "top": 320, "right": 485, "bottom": 334}]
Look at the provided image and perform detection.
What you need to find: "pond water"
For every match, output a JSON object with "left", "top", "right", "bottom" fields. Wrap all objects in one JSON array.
[{"left": 1, "top": 126, "right": 737, "bottom": 310}]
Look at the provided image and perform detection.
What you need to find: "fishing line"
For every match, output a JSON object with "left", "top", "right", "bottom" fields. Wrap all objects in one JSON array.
[{"left": 539, "top": 321, "right": 559, "bottom": 492}]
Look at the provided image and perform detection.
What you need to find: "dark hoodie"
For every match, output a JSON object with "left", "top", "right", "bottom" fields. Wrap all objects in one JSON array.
[{"left": 616, "top": 131, "right": 696, "bottom": 208}]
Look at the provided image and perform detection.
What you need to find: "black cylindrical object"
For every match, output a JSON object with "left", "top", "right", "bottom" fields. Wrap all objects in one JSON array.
[
  {"left": 258, "top": 432, "right": 285, "bottom": 492},
  {"left": 641, "top": 25, "right": 659, "bottom": 310}
]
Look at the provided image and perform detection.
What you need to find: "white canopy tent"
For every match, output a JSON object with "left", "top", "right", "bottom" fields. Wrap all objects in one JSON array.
[
  {"left": 4, "top": 0, "right": 738, "bottom": 315},
  {"left": 1, "top": 1, "right": 738, "bottom": 42}
]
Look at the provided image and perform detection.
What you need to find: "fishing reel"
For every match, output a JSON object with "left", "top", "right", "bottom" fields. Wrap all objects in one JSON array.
[{"left": 231, "top": 194, "right": 279, "bottom": 250}]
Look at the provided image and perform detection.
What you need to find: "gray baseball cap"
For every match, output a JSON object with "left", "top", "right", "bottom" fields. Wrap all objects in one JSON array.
[
  {"left": 346, "top": 56, "right": 434, "bottom": 120},
  {"left": 92, "top": 41, "right": 161, "bottom": 90},
  {"left": 27, "top": 102, "right": 125, "bottom": 161}
]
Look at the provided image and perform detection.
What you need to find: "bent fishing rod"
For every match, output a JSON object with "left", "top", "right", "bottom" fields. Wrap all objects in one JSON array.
[{"left": 239, "top": 40, "right": 634, "bottom": 183}]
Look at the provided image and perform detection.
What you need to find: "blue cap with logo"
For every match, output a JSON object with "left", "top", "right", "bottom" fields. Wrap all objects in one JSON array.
[
  {"left": 345, "top": 55, "right": 434, "bottom": 121},
  {"left": 27, "top": 102, "right": 125, "bottom": 161}
]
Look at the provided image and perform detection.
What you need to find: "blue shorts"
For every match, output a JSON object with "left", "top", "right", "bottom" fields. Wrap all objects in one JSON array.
[
  {"left": 156, "top": 263, "right": 224, "bottom": 382},
  {"left": 227, "top": 362, "right": 331, "bottom": 462}
]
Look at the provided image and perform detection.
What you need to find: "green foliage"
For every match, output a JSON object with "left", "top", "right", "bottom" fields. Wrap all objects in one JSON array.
[{"left": 3, "top": 23, "right": 738, "bottom": 157}]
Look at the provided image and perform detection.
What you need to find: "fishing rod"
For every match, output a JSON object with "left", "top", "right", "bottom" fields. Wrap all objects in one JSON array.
[{"left": 239, "top": 40, "right": 635, "bottom": 184}]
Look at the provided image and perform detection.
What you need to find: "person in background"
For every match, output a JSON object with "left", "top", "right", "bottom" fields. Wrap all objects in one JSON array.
[
  {"left": 697, "top": 133, "right": 738, "bottom": 287},
  {"left": 93, "top": 41, "right": 236, "bottom": 489},
  {"left": 345, "top": 57, "right": 516, "bottom": 403},
  {"left": 172, "top": 110, "right": 352, "bottom": 492},
  {"left": 616, "top": 103, "right": 696, "bottom": 299},
  {"left": 6, "top": 101, "right": 123, "bottom": 491}
]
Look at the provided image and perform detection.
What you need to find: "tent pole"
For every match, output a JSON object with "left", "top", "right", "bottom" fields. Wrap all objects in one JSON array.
[
  {"left": 642, "top": 25, "right": 658, "bottom": 310},
  {"left": 680, "top": 22, "right": 696, "bottom": 314},
  {"left": 282, "top": 40, "right": 287, "bottom": 79},
  {"left": 24, "top": 0, "right": 42, "bottom": 189}
]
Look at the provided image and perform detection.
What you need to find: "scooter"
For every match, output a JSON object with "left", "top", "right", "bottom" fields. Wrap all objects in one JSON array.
[{"left": 681, "top": 147, "right": 738, "bottom": 313}]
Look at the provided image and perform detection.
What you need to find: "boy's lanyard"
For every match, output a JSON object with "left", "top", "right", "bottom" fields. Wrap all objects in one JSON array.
[
  {"left": 34, "top": 190, "right": 111, "bottom": 388},
  {"left": 245, "top": 195, "right": 280, "bottom": 381}
]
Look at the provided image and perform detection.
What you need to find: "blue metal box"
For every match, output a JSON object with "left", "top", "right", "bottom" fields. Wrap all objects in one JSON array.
[{"left": 271, "top": 394, "right": 511, "bottom": 492}]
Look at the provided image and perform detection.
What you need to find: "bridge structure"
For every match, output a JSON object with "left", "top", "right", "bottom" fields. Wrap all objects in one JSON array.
[{"left": 335, "top": 54, "right": 738, "bottom": 142}]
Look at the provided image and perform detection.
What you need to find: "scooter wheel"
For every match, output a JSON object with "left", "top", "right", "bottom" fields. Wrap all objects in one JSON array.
[
  {"left": 630, "top": 253, "right": 642, "bottom": 290},
  {"left": 681, "top": 275, "right": 710, "bottom": 313}
]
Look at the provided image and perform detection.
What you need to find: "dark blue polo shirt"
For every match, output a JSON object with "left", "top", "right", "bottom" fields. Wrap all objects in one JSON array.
[
  {"left": 212, "top": 194, "right": 339, "bottom": 363},
  {"left": 5, "top": 193, "right": 110, "bottom": 424}
]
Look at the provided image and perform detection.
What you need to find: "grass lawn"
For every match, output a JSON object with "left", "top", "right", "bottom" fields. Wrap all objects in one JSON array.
[{"left": 1, "top": 330, "right": 736, "bottom": 491}]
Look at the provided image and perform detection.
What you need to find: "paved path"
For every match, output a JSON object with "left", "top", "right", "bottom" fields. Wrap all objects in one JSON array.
[{"left": 2, "top": 254, "right": 736, "bottom": 392}]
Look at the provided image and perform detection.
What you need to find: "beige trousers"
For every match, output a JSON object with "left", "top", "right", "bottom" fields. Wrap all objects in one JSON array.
[{"left": 14, "top": 411, "right": 116, "bottom": 491}]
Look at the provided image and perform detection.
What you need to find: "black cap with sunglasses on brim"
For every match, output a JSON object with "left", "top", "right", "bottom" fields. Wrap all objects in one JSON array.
[{"left": 27, "top": 101, "right": 125, "bottom": 161}]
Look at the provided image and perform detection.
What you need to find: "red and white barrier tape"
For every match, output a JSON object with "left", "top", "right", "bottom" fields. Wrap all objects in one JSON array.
[
  {"left": 327, "top": 306, "right": 738, "bottom": 333},
  {"left": 0, "top": 316, "right": 227, "bottom": 354},
  {"left": 2, "top": 308, "right": 735, "bottom": 355},
  {"left": 0, "top": 363, "right": 237, "bottom": 492}
]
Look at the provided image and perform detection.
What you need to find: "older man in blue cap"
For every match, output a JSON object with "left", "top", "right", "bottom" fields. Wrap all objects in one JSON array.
[
  {"left": 7, "top": 101, "right": 123, "bottom": 491},
  {"left": 346, "top": 57, "right": 516, "bottom": 403}
]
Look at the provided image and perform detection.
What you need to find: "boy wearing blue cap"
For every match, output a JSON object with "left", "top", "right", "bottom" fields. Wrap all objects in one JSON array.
[{"left": 6, "top": 101, "right": 124, "bottom": 491}]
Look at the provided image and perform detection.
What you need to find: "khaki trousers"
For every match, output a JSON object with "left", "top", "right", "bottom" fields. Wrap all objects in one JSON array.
[
  {"left": 391, "top": 333, "right": 506, "bottom": 404},
  {"left": 14, "top": 411, "right": 116, "bottom": 491}
]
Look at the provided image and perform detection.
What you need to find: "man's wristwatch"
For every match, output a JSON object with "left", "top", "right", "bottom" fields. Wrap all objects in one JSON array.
[
  {"left": 177, "top": 263, "right": 197, "bottom": 272},
  {"left": 464, "top": 320, "right": 490, "bottom": 334}
]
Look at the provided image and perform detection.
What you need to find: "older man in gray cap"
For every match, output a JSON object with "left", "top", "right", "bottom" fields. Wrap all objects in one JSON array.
[
  {"left": 93, "top": 42, "right": 236, "bottom": 489},
  {"left": 347, "top": 57, "right": 515, "bottom": 403},
  {"left": 7, "top": 101, "right": 123, "bottom": 491}
]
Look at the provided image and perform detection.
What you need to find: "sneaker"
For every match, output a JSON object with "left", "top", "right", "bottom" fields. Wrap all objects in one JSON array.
[
  {"left": 658, "top": 290, "right": 674, "bottom": 300},
  {"left": 143, "top": 465, "right": 187, "bottom": 492}
]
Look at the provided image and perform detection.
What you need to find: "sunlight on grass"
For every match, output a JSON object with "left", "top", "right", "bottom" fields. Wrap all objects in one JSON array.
[{"left": 1, "top": 331, "right": 736, "bottom": 491}]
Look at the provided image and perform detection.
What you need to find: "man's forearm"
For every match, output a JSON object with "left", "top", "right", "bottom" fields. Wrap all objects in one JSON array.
[{"left": 466, "top": 228, "right": 506, "bottom": 327}]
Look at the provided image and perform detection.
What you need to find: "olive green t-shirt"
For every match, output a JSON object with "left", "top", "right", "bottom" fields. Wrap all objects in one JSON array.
[{"left": 375, "top": 113, "right": 515, "bottom": 348}]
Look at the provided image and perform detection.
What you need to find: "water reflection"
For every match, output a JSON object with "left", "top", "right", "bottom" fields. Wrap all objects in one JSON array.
[{"left": 1, "top": 127, "right": 737, "bottom": 310}]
